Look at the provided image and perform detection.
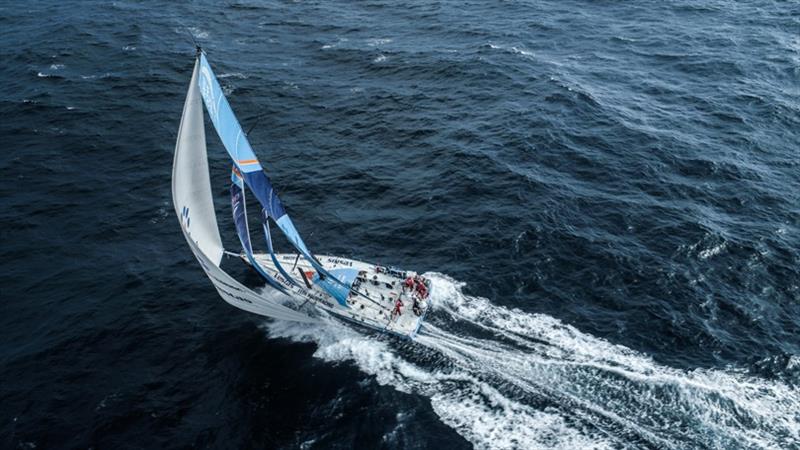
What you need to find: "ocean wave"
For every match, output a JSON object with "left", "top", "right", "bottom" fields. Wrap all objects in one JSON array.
[
  {"left": 486, "top": 43, "right": 535, "bottom": 58},
  {"left": 80, "top": 72, "right": 111, "bottom": 80},
  {"left": 218, "top": 72, "right": 248, "bottom": 79},
  {"left": 366, "top": 38, "right": 392, "bottom": 47}
]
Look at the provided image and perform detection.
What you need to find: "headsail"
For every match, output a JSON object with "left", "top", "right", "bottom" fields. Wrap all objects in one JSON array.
[
  {"left": 173, "top": 58, "right": 314, "bottom": 323},
  {"left": 173, "top": 58, "right": 223, "bottom": 266},
  {"left": 196, "top": 53, "right": 350, "bottom": 305}
]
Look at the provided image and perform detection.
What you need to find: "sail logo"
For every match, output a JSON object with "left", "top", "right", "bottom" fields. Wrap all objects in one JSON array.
[
  {"left": 199, "top": 66, "right": 219, "bottom": 124},
  {"left": 181, "top": 206, "right": 191, "bottom": 230}
]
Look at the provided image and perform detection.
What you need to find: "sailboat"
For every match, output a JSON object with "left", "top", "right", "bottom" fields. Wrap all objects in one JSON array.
[{"left": 172, "top": 49, "right": 430, "bottom": 338}]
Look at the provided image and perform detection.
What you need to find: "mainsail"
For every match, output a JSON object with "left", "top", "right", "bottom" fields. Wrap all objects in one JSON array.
[
  {"left": 172, "top": 57, "right": 314, "bottom": 323},
  {"left": 195, "top": 53, "right": 351, "bottom": 306}
]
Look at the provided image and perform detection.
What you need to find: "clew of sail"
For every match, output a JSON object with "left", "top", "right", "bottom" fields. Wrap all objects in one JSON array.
[
  {"left": 173, "top": 58, "right": 314, "bottom": 323},
  {"left": 196, "top": 53, "right": 352, "bottom": 306}
]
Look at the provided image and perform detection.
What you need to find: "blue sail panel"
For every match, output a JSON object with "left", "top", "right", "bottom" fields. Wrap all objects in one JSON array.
[
  {"left": 242, "top": 170, "right": 287, "bottom": 220},
  {"left": 230, "top": 173, "right": 289, "bottom": 295},
  {"left": 197, "top": 54, "right": 261, "bottom": 173},
  {"left": 197, "top": 54, "right": 288, "bottom": 221},
  {"left": 274, "top": 215, "right": 313, "bottom": 258},
  {"left": 312, "top": 268, "right": 359, "bottom": 307},
  {"left": 230, "top": 181, "right": 252, "bottom": 254}
]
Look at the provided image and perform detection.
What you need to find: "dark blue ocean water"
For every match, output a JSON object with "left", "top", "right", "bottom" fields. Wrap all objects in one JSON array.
[{"left": 1, "top": 0, "right": 799, "bottom": 448}]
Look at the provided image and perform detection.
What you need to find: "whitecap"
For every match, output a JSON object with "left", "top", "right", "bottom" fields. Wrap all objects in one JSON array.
[
  {"left": 367, "top": 38, "right": 392, "bottom": 47},
  {"left": 322, "top": 37, "right": 348, "bottom": 50},
  {"left": 699, "top": 242, "right": 726, "bottom": 259},
  {"left": 373, "top": 54, "right": 386, "bottom": 63},
  {"left": 218, "top": 72, "right": 248, "bottom": 79},
  {"left": 486, "top": 43, "right": 535, "bottom": 59},
  {"left": 510, "top": 46, "right": 534, "bottom": 57},
  {"left": 81, "top": 73, "right": 111, "bottom": 80}
]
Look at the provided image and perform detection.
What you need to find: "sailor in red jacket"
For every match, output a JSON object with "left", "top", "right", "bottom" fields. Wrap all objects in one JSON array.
[
  {"left": 403, "top": 276, "right": 414, "bottom": 292},
  {"left": 417, "top": 282, "right": 428, "bottom": 299},
  {"left": 413, "top": 277, "right": 428, "bottom": 298},
  {"left": 392, "top": 298, "right": 404, "bottom": 319}
]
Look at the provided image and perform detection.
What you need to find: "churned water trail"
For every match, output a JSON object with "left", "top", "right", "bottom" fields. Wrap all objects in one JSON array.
[{"left": 268, "top": 274, "right": 800, "bottom": 449}]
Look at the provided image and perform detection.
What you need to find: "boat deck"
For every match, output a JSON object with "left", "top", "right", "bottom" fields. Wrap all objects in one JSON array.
[{"left": 248, "top": 253, "right": 430, "bottom": 338}]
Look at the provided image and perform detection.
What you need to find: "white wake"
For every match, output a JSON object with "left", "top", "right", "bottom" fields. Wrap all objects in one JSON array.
[{"left": 266, "top": 273, "right": 799, "bottom": 449}]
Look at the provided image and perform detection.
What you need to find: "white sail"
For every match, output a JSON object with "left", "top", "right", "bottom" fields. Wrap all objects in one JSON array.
[
  {"left": 172, "top": 59, "right": 223, "bottom": 264},
  {"left": 172, "top": 58, "right": 315, "bottom": 323}
]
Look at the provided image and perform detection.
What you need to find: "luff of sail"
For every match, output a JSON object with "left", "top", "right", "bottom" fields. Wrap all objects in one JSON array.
[
  {"left": 172, "top": 58, "right": 314, "bottom": 323},
  {"left": 195, "top": 53, "right": 352, "bottom": 306}
]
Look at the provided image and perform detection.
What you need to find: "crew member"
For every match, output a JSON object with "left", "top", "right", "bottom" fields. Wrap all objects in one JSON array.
[
  {"left": 403, "top": 276, "right": 414, "bottom": 292},
  {"left": 392, "top": 298, "right": 404, "bottom": 319},
  {"left": 416, "top": 276, "right": 429, "bottom": 298},
  {"left": 417, "top": 282, "right": 428, "bottom": 299}
]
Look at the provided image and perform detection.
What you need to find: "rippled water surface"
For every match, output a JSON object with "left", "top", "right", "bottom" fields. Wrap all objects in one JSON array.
[{"left": 1, "top": 0, "right": 799, "bottom": 448}]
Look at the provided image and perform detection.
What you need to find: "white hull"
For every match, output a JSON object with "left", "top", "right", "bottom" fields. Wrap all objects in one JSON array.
[{"left": 244, "top": 253, "right": 430, "bottom": 338}]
